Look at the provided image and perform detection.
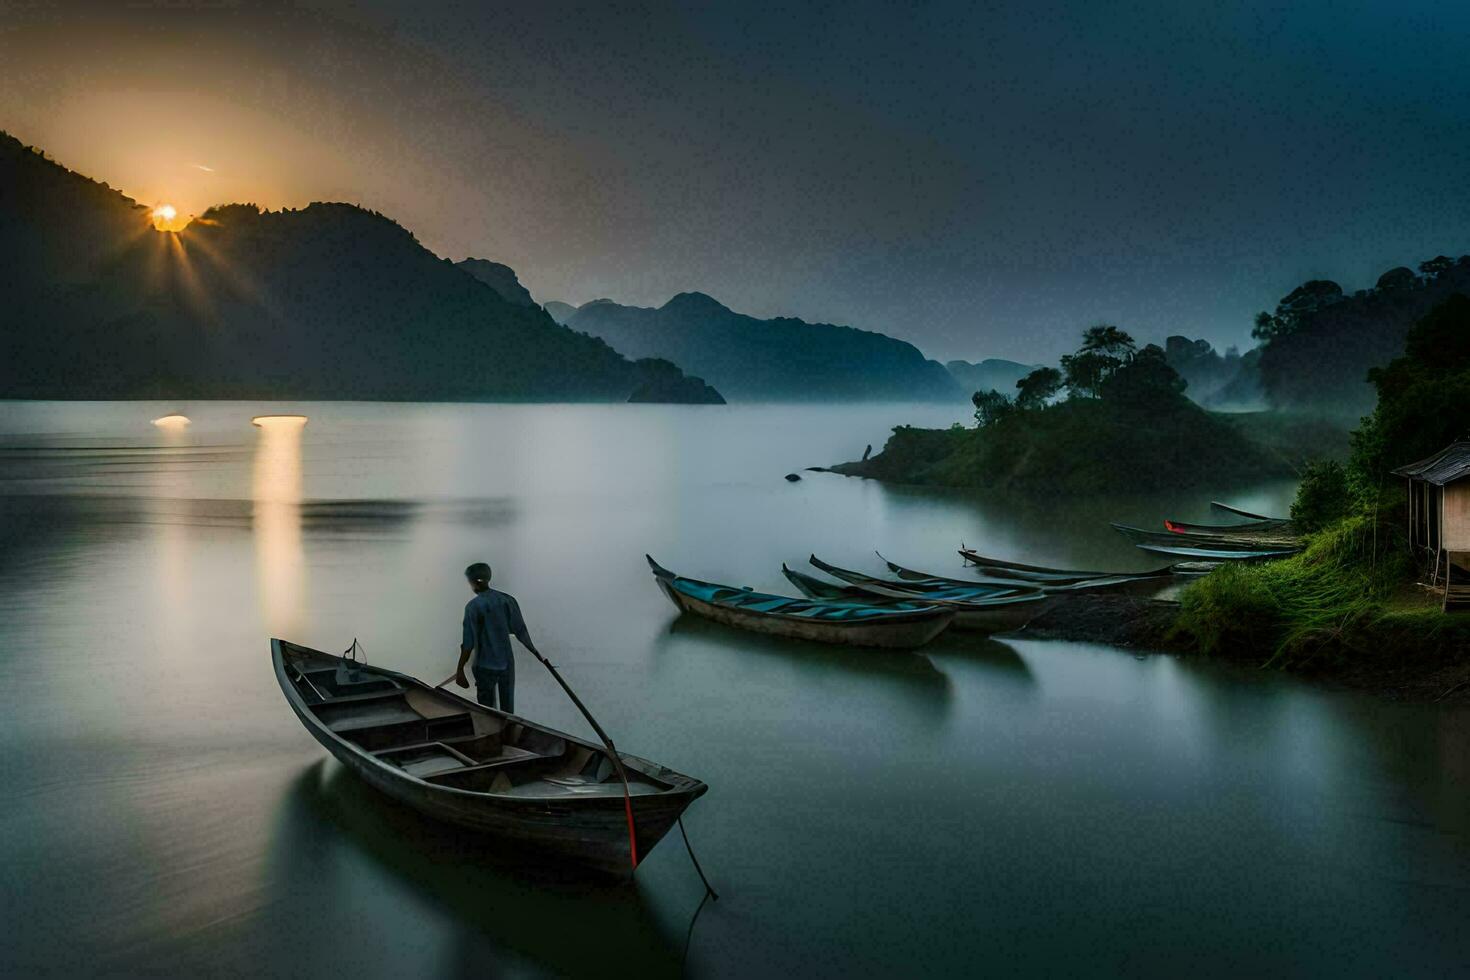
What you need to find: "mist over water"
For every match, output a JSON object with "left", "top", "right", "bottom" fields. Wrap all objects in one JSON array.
[{"left": 2, "top": 402, "right": 1467, "bottom": 977}]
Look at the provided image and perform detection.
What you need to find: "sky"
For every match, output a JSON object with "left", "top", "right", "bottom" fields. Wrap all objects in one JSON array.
[{"left": 3, "top": 0, "right": 1469, "bottom": 362}]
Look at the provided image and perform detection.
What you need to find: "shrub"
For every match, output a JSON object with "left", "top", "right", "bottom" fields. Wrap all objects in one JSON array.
[{"left": 1290, "top": 459, "right": 1352, "bottom": 532}]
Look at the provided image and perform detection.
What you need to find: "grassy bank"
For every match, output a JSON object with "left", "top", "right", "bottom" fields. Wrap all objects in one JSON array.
[{"left": 1173, "top": 515, "right": 1469, "bottom": 680}]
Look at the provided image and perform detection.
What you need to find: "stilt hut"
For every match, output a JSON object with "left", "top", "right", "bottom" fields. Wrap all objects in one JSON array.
[{"left": 1392, "top": 439, "right": 1470, "bottom": 610}]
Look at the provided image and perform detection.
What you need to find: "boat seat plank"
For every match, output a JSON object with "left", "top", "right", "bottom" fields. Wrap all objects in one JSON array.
[
  {"left": 500, "top": 778, "right": 663, "bottom": 798},
  {"left": 319, "top": 699, "right": 424, "bottom": 732}
]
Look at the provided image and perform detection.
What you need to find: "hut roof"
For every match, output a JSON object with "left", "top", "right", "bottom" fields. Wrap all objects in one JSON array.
[{"left": 1392, "top": 440, "right": 1470, "bottom": 486}]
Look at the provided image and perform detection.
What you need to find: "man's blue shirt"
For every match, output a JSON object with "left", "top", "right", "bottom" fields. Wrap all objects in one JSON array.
[{"left": 462, "top": 588, "right": 530, "bottom": 672}]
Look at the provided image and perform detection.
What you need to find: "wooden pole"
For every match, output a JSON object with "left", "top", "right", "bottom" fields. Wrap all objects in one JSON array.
[
  {"left": 434, "top": 658, "right": 641, "bottom": 869},
  {"left": 527, "top": 651, "right": 642, "bottom": 869}
]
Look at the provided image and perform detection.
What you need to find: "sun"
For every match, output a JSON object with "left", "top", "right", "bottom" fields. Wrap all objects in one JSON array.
[{"left": 150, "top": 203, "right": 189, "bottom": 232}]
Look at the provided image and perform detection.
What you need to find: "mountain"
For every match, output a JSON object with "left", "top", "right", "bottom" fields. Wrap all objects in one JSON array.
[
  {"left": 1253, "top": 256, "right": 1470, "bottom": 414},
  {"left": 565, "top": 293, "right": 963, "bottom": 401},
  {"left": 543, "top": 301, "right": 578, "bottom": 324},
  {"left": 944, "top": 359, "right": 1039, "bottom": 398},
  {"left": 0, "top": 132, "right": 720, "bottom": 402},
  {"left": 627, "top": 358, "right": 724, "bottom": 404},
  {"left": 455, "top": 258, "right": 535, "bottom": 306}
]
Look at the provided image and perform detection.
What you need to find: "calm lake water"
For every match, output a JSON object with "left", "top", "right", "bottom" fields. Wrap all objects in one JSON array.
[{"left": 2, "top": 401, "right": 1467, "bottom": 978}]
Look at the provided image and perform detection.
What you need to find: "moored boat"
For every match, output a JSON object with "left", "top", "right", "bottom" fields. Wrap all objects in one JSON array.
[
  {"left": 806, "top": 556, "right": 1051, "bottom": 632},
  {"left": 1111, "top": 522, "right": 1302, "bottom": 554},
  {"left": 880, "top": 552, "right": 1173, "bottom": 596},
  {"left": 1130, "top": 541, "right": 1300, "bottom": 560},
  {"left": 958, "top": 547, "right": 1219, "bottom": 579},
  {"left": 1209, "top": 501, "right": 1281, "bottom": 521},
  {"left": 272, "top": 639, "right": 706, "bottom": 875},
  {"left": 647, "top": 556, "right": 954, "bottom": 648},
  {"left": 1163, "top": 517, "right": 1292, "bottom": 535}
]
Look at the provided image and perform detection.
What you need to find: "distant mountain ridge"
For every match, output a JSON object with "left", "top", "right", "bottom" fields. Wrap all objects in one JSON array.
[
  {"left": 0, "top": 132, "right": 719, "bottom": 403},
  {"left": 944, "top": 359, "right": 1040, "bottom": 398},
  {"left": 564, "top": 294, "right": 964, "bottom": 401}
]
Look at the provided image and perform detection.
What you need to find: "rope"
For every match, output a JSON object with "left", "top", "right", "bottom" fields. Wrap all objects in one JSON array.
[
  {"left": 678, "top": 815, "right": 719, "bottom": 900},
  {"left": 342, "top": 637, "right": 368, "bottom": 665}
]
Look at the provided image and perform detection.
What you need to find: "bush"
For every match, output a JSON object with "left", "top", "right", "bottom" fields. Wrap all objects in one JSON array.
[{"left": 1290, "top": 459, "right": 1352, "bottom": 532}]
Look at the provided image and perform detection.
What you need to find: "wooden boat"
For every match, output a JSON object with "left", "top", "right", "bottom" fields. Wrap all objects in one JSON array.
[
  {"left": 1130, "top": 541, "right": 1300, "bottom": 560},
  {"left": 647, "top": 556, "right": 953, "bottom": 648},
  {"left": 1111, "top": 522, "right": 1302, "bottom": 553},
  {"left": 1163, "top": 516, "right": 1292, "bottom": 535},
  {"left": 805, "top": 556, "right": 1050, "bottom": 632},
  {"left": 272, "top": 638, "right": 706, "bottom": 875},
  {"left": 1210, "top": 501, "right": 1281, "bottom": 521},
  {"left": 956, "top": 548, "right": 1169, "bottom": 581},
  {"left": 877, "top": 553, "right": 1174, "bottom": 597}
]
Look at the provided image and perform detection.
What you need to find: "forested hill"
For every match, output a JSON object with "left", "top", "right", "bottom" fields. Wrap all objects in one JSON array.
[
  {"left": 564, "top": 293, "right": 964, "bottom": 401},
  {"left": 0, "top": 132, "right": 716, "bottom": 402},
  {"left": 1253, "top": 257, "right": 1470, "bottom": 415}
]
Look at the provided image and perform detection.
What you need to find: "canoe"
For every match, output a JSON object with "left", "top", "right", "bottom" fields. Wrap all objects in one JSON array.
[
  {"left": 1210, "top": 501, "right": 1281, "bottom": 521},
  {"left": 805, "top": 556, "right": 1050, "bottom": 632},
  {"left": 1111, "top": 522, "right": 1302, "bottom": 553},
  {"left": 1131, "top": 541, "right": 1300, "bottom": 560},
  {"left": 272, "top": 638, "right": 706, "bottom": 876},
  {"left": 956, "top": 548, "right": 1172, "bottom": 583},
  {"left": 877, "top": 553, "right": 1174, "bottom": 597},
  {"left": 647, "top": 556, "right": 953, "bottom": 648},
  {"left": 1163, "top": 517, "right": 1292, "bottom": 535}
]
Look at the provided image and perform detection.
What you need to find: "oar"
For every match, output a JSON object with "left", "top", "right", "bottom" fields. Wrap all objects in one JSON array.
[{"left": 433, "top": 658, "right": 642, "bottom": 871}]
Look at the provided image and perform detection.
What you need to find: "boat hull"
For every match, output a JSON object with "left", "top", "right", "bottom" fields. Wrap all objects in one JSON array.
[
  {"left": 945, "top": 597, "right": 1055, "bottom": 632},
  {"left": 273, "top": 642, "right": 704, "bottom": 876},
  {"left": 655, "top": 576, "right": 952, "bottom": 648}
]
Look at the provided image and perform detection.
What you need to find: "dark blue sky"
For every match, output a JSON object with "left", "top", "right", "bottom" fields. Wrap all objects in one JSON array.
[{"left": 4, "top": 1, "right": 1468, "bottom": 360}]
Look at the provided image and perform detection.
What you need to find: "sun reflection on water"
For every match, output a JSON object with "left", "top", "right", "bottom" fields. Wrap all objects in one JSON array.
[{"left": 252, "top": 415, "right": 307, "bottom": 636}]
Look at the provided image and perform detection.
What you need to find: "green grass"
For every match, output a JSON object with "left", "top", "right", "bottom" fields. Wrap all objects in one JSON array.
[{"left": 1174, "top": 515, "right": 1469, "bottom": 669}]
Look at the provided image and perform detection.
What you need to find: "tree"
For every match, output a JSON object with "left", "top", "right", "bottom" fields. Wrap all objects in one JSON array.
[
  {"left": 1061, "top": 325, "right": 1135, "bottom": 398},
  {"left": 971, "top": 389, "right": 1012, "bottom": 427},
  {"left": 1374, "top": 266, "right": 1418, "bottom": 292},
  {"left": 1251, "top": 279, "right": 1344, "bottom": 342},
  {"left": 1418, "top": 255, "right": 1455, "bottom": 280},
  {"left": 1098, "top": 344, "right": 1188, "bottom": 407},
  {"left": 1290, "top": 460, "right": 1352, "bottom": 532},
  {"left": 1079, "top": 324, "right": 1136, "bottom": 359},
  {"left": 1349, "top": 293, "right": 1470, "bottom": 494},
  {"left": 1014, "top": 366, "right": 1062, "bottom": 409}
]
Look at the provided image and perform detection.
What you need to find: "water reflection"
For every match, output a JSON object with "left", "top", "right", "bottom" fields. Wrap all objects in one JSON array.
[
  {"left": 654, "top": 614, "right": 955, "bottom": 713},
  {"left": 266, "top": 761, "right": 687, "bottom": 977},
  {"left": 253, "top": 416, "right": 307, "bottom": 636},
  {"left": 929, "top": 635, "right": 1037, "bottom": 689}
]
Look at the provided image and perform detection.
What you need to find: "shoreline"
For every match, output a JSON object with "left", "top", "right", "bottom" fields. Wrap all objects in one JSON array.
[{"left": 1010, "top": 593, "right": 1470, "bottom": 705}]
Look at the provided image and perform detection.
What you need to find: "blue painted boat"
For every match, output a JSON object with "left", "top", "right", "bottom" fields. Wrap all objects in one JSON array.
[
  {"left": 804, "top": 556, "right": 1051, "bottom": 632},
  {"left": 647, "top": 556, "right": 953, "bottom": 648}
]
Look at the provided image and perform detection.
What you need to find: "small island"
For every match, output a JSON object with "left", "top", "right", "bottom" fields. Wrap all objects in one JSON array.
[{"left": 831, "top": 326, "right": 1296, "bottom": 493}]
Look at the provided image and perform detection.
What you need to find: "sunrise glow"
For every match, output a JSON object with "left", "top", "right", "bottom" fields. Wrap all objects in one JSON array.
[{"left": 150, "top": 203, "right": 189, "bottom": 232}]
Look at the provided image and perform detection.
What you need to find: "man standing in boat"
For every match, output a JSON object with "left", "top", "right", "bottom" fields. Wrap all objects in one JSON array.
[{"left": 454, "top": 562, "right": 538, "bottom": 712}]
